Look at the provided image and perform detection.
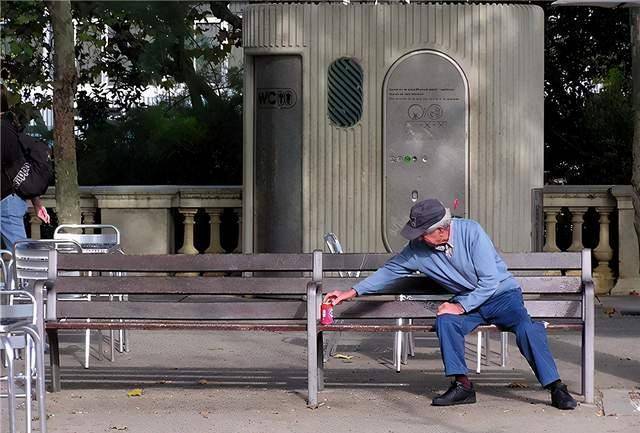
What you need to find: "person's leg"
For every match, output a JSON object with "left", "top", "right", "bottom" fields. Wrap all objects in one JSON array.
[
  {"left": 482, "top": 289, "right": 560, "bottom": 386},
  {"left": 0, "top": 194, "right": 28, "bottom": 248},
  {"left": 435, "top": 311, "right": 486, "bottom": 377},
  {"left": 432, "top": 312, "right": 486, "bottom": 406},
  {"left": 482, "top": 289, "right": 576, "bottom": 409}
]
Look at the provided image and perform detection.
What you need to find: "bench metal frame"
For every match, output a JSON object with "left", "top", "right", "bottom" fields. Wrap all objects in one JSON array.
[{"left": 40, "top": 248, "right": 594, "bottom": 409}]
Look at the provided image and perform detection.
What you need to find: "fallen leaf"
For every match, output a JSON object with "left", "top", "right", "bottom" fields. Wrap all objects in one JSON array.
[
  {"left": 198, "top": 379, "right": 209, "bottom": 385},
  {"left": 199, "top": 411, "right": 209, "bottom": 418},
  {"left": 507, "top": 382, "right": 529, "bottom": 389},
  {"left": 127, "top": 388, "right": 143, "bottom": 397},
  {"left": 333, "top": 354, "right": 354, "bottom": 360},
  {"left": 603, "top": 307, "right": 616, "bottom": 317},
  {"left": 629, "top": 290, "right": 639, "bottom": 296},
  {"left": 111, "top": 426, "right": 128, "bottom": 431}
]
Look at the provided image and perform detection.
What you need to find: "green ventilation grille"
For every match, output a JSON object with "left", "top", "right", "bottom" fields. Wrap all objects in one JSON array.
[{"left": 328, "top": 58, "right": 363, "bottom": 128}]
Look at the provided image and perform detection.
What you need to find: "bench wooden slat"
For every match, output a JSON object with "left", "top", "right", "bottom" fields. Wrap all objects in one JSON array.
[
  {"left": 57, "top": 300, "right": 307, "bottom": 320},
  {"left": 46, "top": 321, "right": 306, "bottom": 332},
  {"left": 321, "top": 276, "right": 582, "bottom": 294},
  {"left": 332, "top": 300, "right": 582, "bottom": 319},
  {"left": 57, "top": 253, "right": 314, "bottom": 272},
  {"left": 318, "top": 323, "right": 584, "bottom": 332},
  {"left": 54, "top": 276, "right": 311, "bottom": 295},
  {"left": 322, "top": 252, "right": 582, "bottom": 271}
]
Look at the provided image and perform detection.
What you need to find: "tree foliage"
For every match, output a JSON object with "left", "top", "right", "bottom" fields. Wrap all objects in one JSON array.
[
  {"left": 542, "top": 5, "right": 632, "bottom": 184},
  {"left": 1, "top": 0, "right": 243, "bottom": 185}
]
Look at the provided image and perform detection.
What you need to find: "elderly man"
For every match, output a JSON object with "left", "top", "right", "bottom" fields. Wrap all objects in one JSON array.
[{"left": 323, "top": 198, "right": 577, "bottom": 410}]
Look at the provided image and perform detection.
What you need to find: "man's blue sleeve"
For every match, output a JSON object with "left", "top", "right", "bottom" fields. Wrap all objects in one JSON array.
[
  {"left": 353, "top": 245, "right": 417, "bottom": 296},
  {"left": 453, "top": 225, "right": 499, "bottom": 312}
]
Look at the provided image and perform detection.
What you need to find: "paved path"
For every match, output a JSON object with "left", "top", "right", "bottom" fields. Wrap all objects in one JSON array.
[{"left": 4, "top": 302, "right": 640, "bottom": 433}]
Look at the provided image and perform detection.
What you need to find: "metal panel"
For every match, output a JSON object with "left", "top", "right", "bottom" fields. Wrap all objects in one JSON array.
[
  {"left": 383, "top": 50, "right": 468, "bottom": 252},
  {"left": 57, "top": 300, "right": 308, "bottom": 320},
  {"left": 254, "top": 55, "right": 303, "bottom": 253},
  {"left": 244, "top": 4, "right": 544, "bottom": 254}
]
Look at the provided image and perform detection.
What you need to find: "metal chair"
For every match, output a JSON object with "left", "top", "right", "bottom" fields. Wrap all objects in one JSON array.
[
  {"left": 52, "top": 225, "right": 129, "bottom": 367},
  {"left": 1, "top": 290, "right": 47, "bottom": 433}
]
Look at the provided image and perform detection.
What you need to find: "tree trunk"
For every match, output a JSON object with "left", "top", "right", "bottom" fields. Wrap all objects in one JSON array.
[{"left": 46, "top": 0, "right": 81, "bottom": 224}]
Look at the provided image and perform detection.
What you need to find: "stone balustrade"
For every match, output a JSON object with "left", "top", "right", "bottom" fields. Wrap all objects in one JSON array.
[
  {"left": 26, "top": 184, "right": 639, "bottom": 295},
  {"left": 29, "top": 186, "right": 242, "bottom": 255},
  {"left": 542, "top": 185, "right": 639, "bottom": 295}
]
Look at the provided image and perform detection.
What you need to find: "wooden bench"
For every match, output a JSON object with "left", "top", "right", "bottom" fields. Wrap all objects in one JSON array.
[
  {"left": 44, "top": 251, "right": 321, "bottom": 392},
  {"left": 306, "top": 250, "right": 595, "bottom": 407}
]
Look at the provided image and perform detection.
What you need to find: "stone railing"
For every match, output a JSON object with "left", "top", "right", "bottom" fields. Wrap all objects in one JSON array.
[
  {"left": 542, "top": 185, "right": 639, "bottom": 295},
  {"left": 30, "top": 186, "right": 242, "bottom": 256},
  {"left": 27, "top": 184, "right": 639, "bottom": 295}
]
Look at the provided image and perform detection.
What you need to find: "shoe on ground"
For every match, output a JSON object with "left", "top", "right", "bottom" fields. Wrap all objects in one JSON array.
[
  {"left": 550, "top": 383, "right": 577, "bottom": 410},
  {"left": 432, "top": 381, "right": 476, "bottom": 406}
]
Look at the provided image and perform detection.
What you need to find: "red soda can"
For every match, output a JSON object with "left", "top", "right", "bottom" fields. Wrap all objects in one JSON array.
[{"left": 320, "top": 302, "right": 334, "bottom": 325}]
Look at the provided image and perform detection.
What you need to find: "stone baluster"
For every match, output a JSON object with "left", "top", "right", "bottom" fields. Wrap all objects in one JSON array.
[
  {"left": 235, "top": 208, "right": 243, "bottom": 253},
  {"left": 568, "top": 207, "right": 587, "bottom": 252},
  {"left": 204, "top": 208, "right": 224, "bottom": 254},
  {"left": 543, "top": 207, "right": 561, "bottom": 252},
  {"left": 177, "top": 208, "right": 199, "bottom": 255},
  {"left": 82, "top": 209, "right": 96, "bottom": 233},
  {"left": 593, "top": 207, "right": 615, "bottom": 294},
  {"left": 28, "top": 208, "right": 41, "bottom": 240}
]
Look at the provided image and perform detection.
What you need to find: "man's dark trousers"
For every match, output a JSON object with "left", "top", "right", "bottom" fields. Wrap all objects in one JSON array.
[{"left": 434, "top": 289, "right": 560, "bottom": 386}]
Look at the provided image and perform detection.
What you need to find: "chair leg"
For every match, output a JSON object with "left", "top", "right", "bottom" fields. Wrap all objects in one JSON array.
[
  {"left": 84, "top": 328, "right": 91, "bottom": 369},
  {"left": 109, "top": 330, "right": 115, "bottom": 362},
  {"left": 408, "top": 327, "right": 416, "bottom": 358},
  {"left": 500, "top": 332, "right": 508, "bottom": 367},
  {"left": 2, "top": 336, "right": 17, "bottom": 433},
  {"left": 401, "top": 332, "right": 409, "bottom": 365},
  {"left": 25, "top": 336, "right": 33, "bottom": 433},
  {"left": 24, "top": 327, "right": 47, "bottom": 433},
  {"left": 476, "top": 331, "right": 482, "bottom": 374},
  {"left": 484, "top": 331, "right": 490, "bottom": 366},
  {"left": 394, "top": 318, "right": 403, "bottom": 372}
]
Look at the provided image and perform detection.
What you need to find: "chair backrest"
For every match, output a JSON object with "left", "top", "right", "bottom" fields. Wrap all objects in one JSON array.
[
  {"left": 324, "top": 233, "right": 358, "bottom": 278},
  {"left": 0, "top": 290, "right": 36, "bottom": 327},
  {"left": 54, "top": 224, "right": 120, "bottom": 253},
  {"left": 13, "top": 240, "right": 82, "bottom": 282},
  {"left": 0, "top": 249, "right": 12, "bottom": 290}
]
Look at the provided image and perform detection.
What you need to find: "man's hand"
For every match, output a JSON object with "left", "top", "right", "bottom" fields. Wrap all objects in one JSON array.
[
  {"left": 437, "top": 302, "right": 465, "bottom": 316},
  {"left": 323, "top": 288, "right": 357, "bottom": 306}
]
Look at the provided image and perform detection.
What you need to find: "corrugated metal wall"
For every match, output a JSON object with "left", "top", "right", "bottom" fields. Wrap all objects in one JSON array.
[{"left": 244, "top": 3, "right": 543, "bottom": 253}]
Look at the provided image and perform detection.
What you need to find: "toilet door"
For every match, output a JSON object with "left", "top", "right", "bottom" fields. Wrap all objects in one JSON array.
[{"left": 382, "top": 50, "right": 468, "bottom": 252}]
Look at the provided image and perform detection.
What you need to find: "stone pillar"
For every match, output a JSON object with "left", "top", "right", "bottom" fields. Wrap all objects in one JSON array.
[
  {"left": 593, "top": 207, "right": 615, "bottom": 294},
  {"left": 204, "top": 208, "right": 224, "bottom": 254},
  {"left": 568, "top": 207, "right": 587, "bottom": 252},
  {"left": 81, "top": 209, "right": 96, "bottom": 233},
  {"left": 28, "top": 209, "right": 41, "bottom": 240},
  {"left": 611, "top": 186, "right": 640, "bottom": 295},
  {"left": 177, "top": 208, "right": 199, "bottom": 255},
  {"left": 235, "top": 207, "right": 243, "bottom": 253},
  {"left": 543, "top": 208, "right": 561, "bottom": 252}
]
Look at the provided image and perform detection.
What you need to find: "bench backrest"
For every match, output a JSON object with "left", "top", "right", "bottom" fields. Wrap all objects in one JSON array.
[
  {"left": 49, "top": 251, "right": 320, "bottom": 322},
  {"left": 321, "top": 250, "right": 591, "bottom": 321}
]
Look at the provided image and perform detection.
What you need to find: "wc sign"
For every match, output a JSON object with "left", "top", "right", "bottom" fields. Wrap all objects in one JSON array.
[{"left": 257, "top": 88, "right": 297, "bottom": 109}]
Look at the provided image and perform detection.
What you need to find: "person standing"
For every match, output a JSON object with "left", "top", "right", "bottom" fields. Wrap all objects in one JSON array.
[{"left": 1, "top": 86, "right": 50, "bottom": 248}]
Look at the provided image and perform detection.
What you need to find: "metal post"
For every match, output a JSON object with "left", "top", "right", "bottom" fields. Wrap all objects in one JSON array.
[
  {"left": 582, "top": 248, "right": 595, "bottom": 404},
  {"left": 306, "top": 281, "right": 319, "bottom": 408}
]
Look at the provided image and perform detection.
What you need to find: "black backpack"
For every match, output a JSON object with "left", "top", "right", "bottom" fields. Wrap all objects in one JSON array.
[{"left": 8, "top": 131, "right": 54, "bottom": 199}]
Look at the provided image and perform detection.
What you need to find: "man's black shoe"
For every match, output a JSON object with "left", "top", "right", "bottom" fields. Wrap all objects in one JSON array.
[
  {"left": 550, "top": 383, "right": 577, "bottom": 410},
  {"left": 432, "top": 381, "right": 476, "bottom": 406}
]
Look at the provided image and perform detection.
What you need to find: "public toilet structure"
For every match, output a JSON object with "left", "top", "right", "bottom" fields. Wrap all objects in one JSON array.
[{"left": 243, "top": 2, "right": 544, "bottom": 254}]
